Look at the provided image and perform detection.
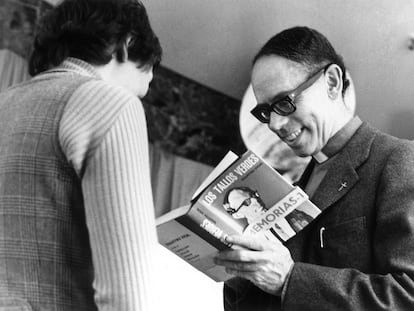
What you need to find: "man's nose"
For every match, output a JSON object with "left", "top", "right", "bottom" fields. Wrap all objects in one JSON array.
[{"left": 268, "top": 111, "right": 289, "bottom": 133}]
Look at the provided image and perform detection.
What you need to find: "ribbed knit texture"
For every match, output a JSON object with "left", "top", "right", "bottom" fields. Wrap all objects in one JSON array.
[{"left": 59, "top": 58, "right": 158, "bottom": 310}]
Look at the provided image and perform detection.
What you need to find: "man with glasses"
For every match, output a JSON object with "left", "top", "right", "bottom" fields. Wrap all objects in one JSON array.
[
  {"left": 223, "top": 187, "right": 289, "bottom": 241},
  {"left": 223, "top": 187, "right": 267, "bottom": 224},
  {"left": 215, "top": 26, "right": 414, "bottom": 310}
]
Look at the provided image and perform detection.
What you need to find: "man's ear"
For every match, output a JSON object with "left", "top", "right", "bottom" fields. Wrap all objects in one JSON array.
[
  {"left": 121, "top": 43, "right": 128, "bottom": 62},
  {"left": 116, "top": 36, "right": 132, "bottom": 62},
  {"left": 325, "top": 64, "right": 343, "bottom": 100}
]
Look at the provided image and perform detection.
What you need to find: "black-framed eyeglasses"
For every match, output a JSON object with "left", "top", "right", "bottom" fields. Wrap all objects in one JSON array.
[
  {"left": 250, "top": 64, "right": 331, "bottom": 123},
  {"left": 226, "top": 191, "right": 259, "bottom": 215},
  {"left": 234, "top": 197, "right": 252, "bottom": 213}
]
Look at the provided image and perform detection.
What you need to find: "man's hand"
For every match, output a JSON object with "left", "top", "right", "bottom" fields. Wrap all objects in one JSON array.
[{"left": 215, "top": 234, "right": 294, "bottom": 296}]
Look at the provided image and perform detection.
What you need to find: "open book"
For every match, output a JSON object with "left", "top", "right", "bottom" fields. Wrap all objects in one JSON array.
[{"left": 156, "top": 149, "right": 321, "bottom": 281}]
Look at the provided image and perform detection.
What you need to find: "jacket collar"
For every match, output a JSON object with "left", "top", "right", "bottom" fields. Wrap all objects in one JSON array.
[
  {"left": 312, "top": 116, "right": 363, "bottom": 163},
  {"left": 298, "top": 121, "right": 378, "bottom": 212}
]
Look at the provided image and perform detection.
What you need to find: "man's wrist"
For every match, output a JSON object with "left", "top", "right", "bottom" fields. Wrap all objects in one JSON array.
[{"left": 279, "top": 262, "right": 295, "bottom": 298}]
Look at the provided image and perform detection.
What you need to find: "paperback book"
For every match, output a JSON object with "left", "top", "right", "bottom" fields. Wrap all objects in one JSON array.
[{"left": 156, "top": 149, "right": 321, "bottom": 281}]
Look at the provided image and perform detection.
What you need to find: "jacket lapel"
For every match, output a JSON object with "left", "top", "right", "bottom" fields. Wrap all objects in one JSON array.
[
  {"left": 299, "top": 123, "right": 377, "bottom": 212},
  {"left": 310, "top": 152, "right": 359, "bottom": 211}
]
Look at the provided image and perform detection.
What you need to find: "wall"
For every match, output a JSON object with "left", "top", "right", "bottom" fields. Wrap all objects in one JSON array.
[
  {"left": 143, "top": 0, "right": 414, "bottom": 139},
  {"left": 43, "top": 0, "right": 414, "bottom": 137},
  {"left": 0, "top": 0, "right": 52, "bottom": 58}
]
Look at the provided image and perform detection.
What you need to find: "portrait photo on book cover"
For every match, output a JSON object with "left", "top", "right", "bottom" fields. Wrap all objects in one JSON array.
[{"left": 222, "top": 186, "right": 315, "bottom": 241}]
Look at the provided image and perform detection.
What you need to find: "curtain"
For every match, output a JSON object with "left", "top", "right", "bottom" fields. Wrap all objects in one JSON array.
[
  {"left": 0, "top": 49, "right": 30, "bottom": 92},
  {"left": 149, "top": 144, "right": 213, "bottom": 217}
]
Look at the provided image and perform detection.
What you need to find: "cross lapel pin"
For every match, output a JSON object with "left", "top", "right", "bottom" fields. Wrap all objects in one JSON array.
[{"left": 338, "top": 182, "right": 348, "bottom": 192}]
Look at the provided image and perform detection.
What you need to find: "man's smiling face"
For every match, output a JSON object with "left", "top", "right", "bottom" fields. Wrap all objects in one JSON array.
[{"left": 251, "top": 55, "right": 343, "bottom": 157}]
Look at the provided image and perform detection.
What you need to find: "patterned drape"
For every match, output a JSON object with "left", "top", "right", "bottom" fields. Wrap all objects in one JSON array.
[
  {"left": 149, "top": 144, "right": 213, "bottom": 217},
  {"left": 0, "top": 49, "right": 30, "bottom": 92}
]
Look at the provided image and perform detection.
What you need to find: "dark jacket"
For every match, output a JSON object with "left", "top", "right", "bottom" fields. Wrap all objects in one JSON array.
[{"left": 224, "top": 122, "right": 414, "bottom": 311}]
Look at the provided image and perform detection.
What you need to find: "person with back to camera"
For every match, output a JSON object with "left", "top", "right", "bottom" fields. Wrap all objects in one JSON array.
[
  {"left": 215, "top": 26, "right": 414, "bottom": 310},
  {"left": 0, "top": 0, "right": 162, "bottom": 310}
]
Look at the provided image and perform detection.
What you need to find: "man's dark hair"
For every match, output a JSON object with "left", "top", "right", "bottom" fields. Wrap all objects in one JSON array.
[
  {"left": 253, "top": 26, "right": 349, "bottom": 96},
  {"left": 29, "top": 0, "right": 162, "bottom": 75}
]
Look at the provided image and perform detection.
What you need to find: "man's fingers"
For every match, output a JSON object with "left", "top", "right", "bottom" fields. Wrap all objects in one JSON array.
[
  {"left": 221, "top": 261, "right": 258, "bottom": 272},
  {"left": 215, "top": 247, "right": 271, "bottom": 264},
  {"left": 225, "top": 268, "right": 254, "bottom": 280},
  {"left": 226, "top": 234, "right": 266, "bottom": 250},
  {"left": 226, "top": 234, "right": 283, "bottom": 251},
  {"left": 215, "top": 248, "right": 255, "bottom": 263}
]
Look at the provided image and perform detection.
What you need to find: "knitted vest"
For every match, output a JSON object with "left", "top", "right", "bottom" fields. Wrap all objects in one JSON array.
[{"left": 0, "top": 73, "right": 98, "bottom": 311}]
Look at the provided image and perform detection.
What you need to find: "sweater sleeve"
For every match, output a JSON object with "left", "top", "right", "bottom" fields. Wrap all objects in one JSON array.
[{"left": 59, "top": 80, "right": 158, "bottom": 310}]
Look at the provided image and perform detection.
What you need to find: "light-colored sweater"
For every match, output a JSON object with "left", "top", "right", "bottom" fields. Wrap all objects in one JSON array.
[{"left": 59, "top": 58, "right": 158, "bottom": 310}]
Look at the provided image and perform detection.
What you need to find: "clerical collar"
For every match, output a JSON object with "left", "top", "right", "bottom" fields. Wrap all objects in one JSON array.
[{"left": 312, "top": 116, "right": 363, "bottom": 164}]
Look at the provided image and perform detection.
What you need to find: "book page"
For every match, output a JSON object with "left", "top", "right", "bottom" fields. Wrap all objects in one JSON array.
[{"left": 156, "top": 204, "right": 192, "bottom": 225}]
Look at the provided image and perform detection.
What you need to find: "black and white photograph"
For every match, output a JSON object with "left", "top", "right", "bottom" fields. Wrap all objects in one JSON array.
[{"left": 1, "top": 0, "right": 414, "bottom": 310}]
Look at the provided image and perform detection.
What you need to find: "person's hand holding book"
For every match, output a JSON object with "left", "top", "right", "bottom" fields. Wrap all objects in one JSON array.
[{"left": 214, "top": 234, "right": 294, "bottom": 295}]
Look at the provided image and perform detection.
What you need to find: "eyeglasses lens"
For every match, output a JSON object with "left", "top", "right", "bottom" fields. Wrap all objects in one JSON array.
[
  {"left": 273, "top": 99, "right": 295, "bottom": 116},
  {"left": 251, "top": 98, "right": 295, "bottom": 123},
  {"left": 251, "top": 104, "right": 270, "bottom": 123},
  {"left": 258, "top": 108, "right": 270, "bottom": 123},
  {"left": 237, "top": 197, "right": 251, "bottom": 211}
]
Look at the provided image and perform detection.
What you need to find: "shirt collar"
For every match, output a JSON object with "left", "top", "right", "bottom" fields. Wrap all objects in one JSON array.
[
  {"left": 313, "top": 116, "right": 363, "bottom": 163},
  {"left": 45, "top": 57, "right": 102, "bottom": 79}
]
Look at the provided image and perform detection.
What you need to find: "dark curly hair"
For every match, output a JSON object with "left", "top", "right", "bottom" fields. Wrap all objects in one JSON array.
[
  {"left": 29, "top": 0, "right": 162, "bottom": 75},
  {"left": 253, "top": 26, "right": 349, "bottom": 97}
]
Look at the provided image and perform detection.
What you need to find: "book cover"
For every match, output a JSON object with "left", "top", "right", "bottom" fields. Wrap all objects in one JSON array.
[{"left": 156, "top": 149, "right": 321, "bottom": 281}]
